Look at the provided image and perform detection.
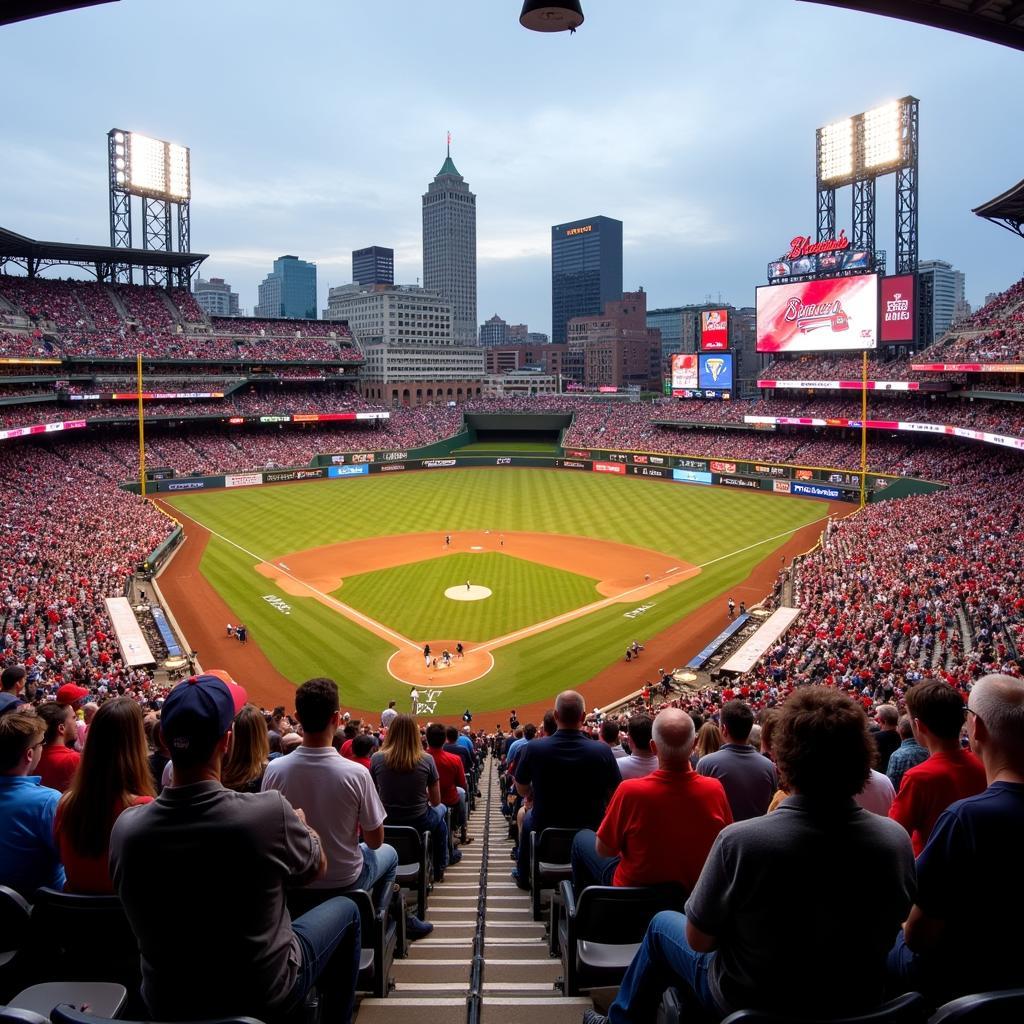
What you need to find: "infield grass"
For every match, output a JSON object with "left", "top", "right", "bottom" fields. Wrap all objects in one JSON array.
[{"left": 164, "top": 468, "right": 829, "bottom": 713}]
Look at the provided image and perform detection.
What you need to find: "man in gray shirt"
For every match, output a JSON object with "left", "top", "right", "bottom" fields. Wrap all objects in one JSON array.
[
  {"left": 585, "top": 687, "right": 915, "bottom": 1024},
  {"left": 111, "top": 675, "right": 361, "bottom": 1023},
  {"left": 696, "top": 701, "right": 777, "bottom": 820}
]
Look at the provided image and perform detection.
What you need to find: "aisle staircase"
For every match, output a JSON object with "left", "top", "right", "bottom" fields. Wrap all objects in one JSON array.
[{"left": 354, "top": 757, "right": 592, "bottom": 1024}]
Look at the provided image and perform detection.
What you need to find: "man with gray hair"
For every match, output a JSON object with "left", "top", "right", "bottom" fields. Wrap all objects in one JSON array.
[
  {"left": 571, "top": 709, "right": 733, "bottom": 891},
  {"left": 889, "top": 673, "right": 1024, "bottom": 1002},
  {"left": 872, "top": 704, "right": 901, "bottom": 771},
  {"left": 885, "top": 714, "right": 928, "bottom": 792},
  {"left": 512, "top": 690, "right": 621, "bottom": 888}
]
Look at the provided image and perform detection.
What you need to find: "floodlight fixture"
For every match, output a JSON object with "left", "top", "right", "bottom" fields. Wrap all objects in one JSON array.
[
  {"left": 108, "top": 129, "right": 191, "bottom": 202},
  {"left": 863, "top": 99, "right": 903, "bottom": 171},
  {"left": 819, "top": 118, "right": 853, "bottom": 183}
]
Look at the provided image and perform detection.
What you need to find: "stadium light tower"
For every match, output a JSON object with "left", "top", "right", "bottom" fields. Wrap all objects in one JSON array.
[
  {"left": 108, "top": 129, "right": 192, "bottom": 287},
  {"left": 815, "top": 97, "right": 918, "bottom": 274}
]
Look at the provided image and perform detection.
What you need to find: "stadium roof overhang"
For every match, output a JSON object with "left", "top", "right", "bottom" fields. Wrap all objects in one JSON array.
[
  {"left": 973, "top": 178, "right": 1024, "bottom": 240},
  {"left": 797, "top": 1, "right": 1024, "bottom": 51},
  {"left": 0, "top": 2, "right": 118, "bottom": 28},
  {"left": 0, "top": 227, "right": 208, "bottom": 280}
]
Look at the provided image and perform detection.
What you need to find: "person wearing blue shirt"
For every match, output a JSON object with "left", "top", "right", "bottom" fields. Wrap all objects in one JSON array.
[
  {"left": 0, "top": 706, "right": 65, "bottom": 898},
  {"left": 890, "top": 673, "right": 1024, "bottom": 1002}
]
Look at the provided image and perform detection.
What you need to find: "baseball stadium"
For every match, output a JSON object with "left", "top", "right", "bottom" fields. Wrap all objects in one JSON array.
[{"left": 1, "top": 3, "right": 1023, "bottom": 1024}]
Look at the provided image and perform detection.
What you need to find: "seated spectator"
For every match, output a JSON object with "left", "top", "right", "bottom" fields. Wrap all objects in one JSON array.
[
  {"left": 696, "top": 700, "right": 777, "bottom": 820},
  {"left": 370, "top": 713, "right": 460, "bottom": 879},
  {"left": 0, "top": 706, "right": 65, "bottom": 897},
  {"left": 444, "top": 724, "right": 474, "bottom": 775},
  {"left": 617, "top": 714, "right": 658, "bottom": 781},
  {"left": 889, "top": 680, "right": 987, "bottom": 855},
  {"left": 872, "top": 704, "right": 901, "bottom": 770},
  {"left": 426, "top": 722, "right": 472, "bottom": 846},
  {"left": 221, "top": 703, "right": 270, "bottom": 793},
  {"left": 601, "top": 719, "right": 628, "bottom": 759},
  {"left": 350, "top": 733, "right": 374, "bottom": 770},
  {"left": 587, "top": 688, "right": 914, "bottom": 1023},
  {"left": 513, "top": 690, "right": 621, "bottom": 888},
  {"left": 262, "top": 678, "right": 403, "bottom": 920},
  {"left": 889, "top": 673, "right": 1024, "bottom": 1002},
  {"left": 35, "top": 701, "right": 81, "bottom": 793},
  {"left": 0, "top": 664, "right": 28, "bottom": 714},
  {"left": 571, "top": 709, "right": 732, "bottom": 890},
  {"left": 110, "top": 674, "right": 361, "bottom": 1023},
  {"left": 886, "top": 714, "right": 929, "bottom": 792},
  {"left": 54, "top": 697, "right": 155, "bottom": 893}
]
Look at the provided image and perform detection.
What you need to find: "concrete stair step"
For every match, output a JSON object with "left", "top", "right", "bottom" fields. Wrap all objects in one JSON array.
[
  {"left": 480, "top": 996, "right": 594, "bottom": 1023},
  {"left": 354, "top": 996, "right": 465, "bottom": 1022},
  {"left": 482, "top": 959, "right": 563, "bottom": 983},
  {"left": 484, "top": 940, "right": 557, "bottom": 959}
]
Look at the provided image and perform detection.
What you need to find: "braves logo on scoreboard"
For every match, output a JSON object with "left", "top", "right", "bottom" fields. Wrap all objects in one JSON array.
[{"left": 784, "top": 297, "right": 850, "bottom": 334}]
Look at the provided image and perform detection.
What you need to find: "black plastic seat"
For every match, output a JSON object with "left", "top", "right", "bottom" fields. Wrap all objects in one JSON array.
[
  {"left": 0, "top": 1009, "right": 50, "bottom": 1024},
  {"left": 556, "top": 881, "right": 686, "bottom": 996},
  {"left": 719, "top": 992, "right": 929, "bottom": 1024},
  {"left": 383, "top": 825, "right": 432, "bottom": 919},
  {"left": 51, "top": 1007, "right": 263, "bottom": 1024},
  {"left": 928, "top": 989, "right": 1024, "bottom": 1023},
  {"left": 286, "top": 889, "right": 395, "bottom": 998},
  {"left": 529, "top": 828, "right": 579, "bottom": 921},
  {"left": 0, "top": 886, "right": 31, "bottom": 1003}
]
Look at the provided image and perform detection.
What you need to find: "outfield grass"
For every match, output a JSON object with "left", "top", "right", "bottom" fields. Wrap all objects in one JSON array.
[
  {"left": 452, "top": 440, "right": 559, "bottom": 454},
  {"left": 165, "top": 469, "right": 829, "bottom": 713},
  {"left": 336, "top": 552, "right": 598, "bottom": 641}
]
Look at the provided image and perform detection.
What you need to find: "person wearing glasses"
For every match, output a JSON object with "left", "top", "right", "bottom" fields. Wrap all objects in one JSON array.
[
  {"left": 889, "top": 673, "right": 1024, "bottom": 1002},
  {"left": 0, "top": 705, "right": 66, "bottom": 897}
]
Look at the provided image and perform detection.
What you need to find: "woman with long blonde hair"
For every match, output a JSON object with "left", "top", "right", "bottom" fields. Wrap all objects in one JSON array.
[
  {"left": 222, "top": 704, "right": 270, "bottom": 792},
  {"left": 370, "top": 713, "right": 459, "bottom": 876},
  {"left": 55, "top": 697, "right": 156, "bottom": 893},
  {"left": 691, "top": 720, "right": 723, "bottom": 767}
]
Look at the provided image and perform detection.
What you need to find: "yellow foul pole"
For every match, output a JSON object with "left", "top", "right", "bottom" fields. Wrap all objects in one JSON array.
[
  {"left": 137, "top": 352, "right": 147, "bottom": 498},
  {"left": 859, "top": 349, "right": 868, "bottom": 507}
]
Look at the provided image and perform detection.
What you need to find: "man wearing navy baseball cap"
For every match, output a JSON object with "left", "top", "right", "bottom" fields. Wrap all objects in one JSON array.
[{"left": 110, "top": 674, "right": 360, "bottom": 1022}]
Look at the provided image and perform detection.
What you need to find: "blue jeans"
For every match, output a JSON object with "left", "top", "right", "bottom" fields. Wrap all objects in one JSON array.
[
  {"left": 409, "top": 803, "right": 449, "bottom": 876},
  {"left": 608, "top": 911, "right": 720, "bottom": 1024},
  {"left": 351, "top": 842, "right": 399, "bottom": 914},
  {"left": 287, "top": 896, "right": 361, "bottom": 1024},
  {"left": 571, "top": 829, "right": 619, "bottom": 890},
  {"left": 516, "top": 808, "right": 535, "bottom": 879}
]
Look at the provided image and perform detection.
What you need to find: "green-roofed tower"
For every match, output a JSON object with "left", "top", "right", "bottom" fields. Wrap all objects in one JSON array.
[{"left": 422, "top": 138, "right": 477, "bottom": 346}]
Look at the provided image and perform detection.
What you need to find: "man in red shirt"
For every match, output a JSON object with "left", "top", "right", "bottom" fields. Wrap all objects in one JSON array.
[
  {"left": 35, "top": 701, "right": 81, "bottom": 793},
  {"left": 571, "top": 708, "right": 733, "bottom": 891},
  {"left": 426, "top": 723, "right": 472, "bottom": 845},
  {"left": 889, "top": 680, "right": 986, "bottom": 856}
]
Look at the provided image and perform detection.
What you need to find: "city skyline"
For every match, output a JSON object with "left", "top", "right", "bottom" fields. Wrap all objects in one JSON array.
[{"left": 0, "top": 1, "right": 1022, "bottom": 332}]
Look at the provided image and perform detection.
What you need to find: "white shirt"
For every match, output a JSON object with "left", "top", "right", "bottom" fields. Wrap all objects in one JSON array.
[
  {"left": 855, "top": 769, "right": 897, "bottom": 816},
  {"left": 617, "top": 751, "right": 658, "bottom": 781},
  {"left": 262, "top": 745, "right": 386, "bottom": 888},
  {"left": 381, "top": 708, "right": 397, "bottom": 728}
]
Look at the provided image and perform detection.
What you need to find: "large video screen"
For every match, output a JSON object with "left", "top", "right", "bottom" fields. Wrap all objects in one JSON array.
[
  {"left": 698, "top": 352, "right": 733, "bottom": 389},
  {"left": 880, "top": 274, "right": 915, "bottom": 343},
  {"left": 756, "top": 274, "right": 878, "bottom": 352},
  {"left": 700, "top": 309, "right": 729, "bottom": 351},
  {"left": 670, "top": 353, "right": 698, "bottom": 390}
]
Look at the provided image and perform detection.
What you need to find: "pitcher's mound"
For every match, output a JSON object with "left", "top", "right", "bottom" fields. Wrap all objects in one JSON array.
[{"left": 445, "top": 585, "right": 492, "bottom": 602}]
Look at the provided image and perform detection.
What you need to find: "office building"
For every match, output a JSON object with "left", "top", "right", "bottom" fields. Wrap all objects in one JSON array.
[
  {"left": 479, "top": 314, "right": 531, "bottom": 347},
  {"left": 254, "top": 255, "right": 317, "bottom": 319},
  {"left": 551, "top": 215, "right": 623, "bottom": 344},
  {"left": 323, "top": 284, "right": 452, "bottom": 347},
  {"left": 646, "top": 307, "right": 685, "bottom": 366},
  {"left": 352, "top": 246, "right": 394, "bottom": 287},
  {"left": 918, "top": 260, "right": 966, "bottom": 345},
  {"left": 484, "top": 342, "right": 569, "bottom": 378},
  {"left": 192, "top": 277, "right": 239, "bottom": 317},
  {"left": 422, "top": 147, "right": 477, "bottom": 345},
  {"left": 359, "top": 344, "right": 485, "bottom": 408}
]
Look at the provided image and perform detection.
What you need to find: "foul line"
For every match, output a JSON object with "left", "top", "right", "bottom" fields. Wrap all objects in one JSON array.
[
  {"left": 166, "top": 506, "right": 418, "bottom": 651},
  {"left": 167, "top": 504, "right": 834, "bottom": 659}
]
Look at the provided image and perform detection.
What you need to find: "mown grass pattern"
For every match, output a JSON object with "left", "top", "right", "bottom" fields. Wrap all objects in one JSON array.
[{"left": 166, "top": 469, "right": 828, "bottom": 712}]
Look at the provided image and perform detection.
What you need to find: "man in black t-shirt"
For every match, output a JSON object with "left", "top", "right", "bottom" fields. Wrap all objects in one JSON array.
[{"left": 512, "top": 690, "right": 620, "bottom": 887}]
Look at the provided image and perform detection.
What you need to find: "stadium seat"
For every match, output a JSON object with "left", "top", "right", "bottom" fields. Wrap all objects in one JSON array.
[
  {"left": 555, "top": 881, "right": 687, "bottom": 996},
  {"left": 384, "top": 825, "right": 432, "bottom": 920},
  {"left": 927, "top": 989, "right": 1024, "bottom": 1022},
  {"left": 0, "top": 1009, "right": 49, "bottom": 1024},
  {"left": 26, "top": 888, "right": 139, "bottom": 994},
  {"left": 0, "top": 886, "right": 31, "bottom": 1002},
  {"left": 285, "top": 889, "right": 396, "bottom": 999},
  {"left": 51, "top": 1008, "right": 264, "bottom": 1024},
  {"left": 718, "top": 992, "right": 929, "bottom": 1024},
  {"left": 7, "top": 983, "right": 126, "bottom": 1020},
  {"left": 529, "top": 827, "right": 579, "bottom": 921}
]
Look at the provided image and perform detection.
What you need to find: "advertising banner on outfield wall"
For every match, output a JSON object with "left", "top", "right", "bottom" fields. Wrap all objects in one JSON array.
[
  {"left": 225, "top": 473, "right": 264, "bottom": 488},
  {"left": 565, "top": 449, "right": 591, "bottom": 459},
  {"left": 556, "top": 459, "right": 590, "bottom": 470},
  {"left": 792, "top": 482, "right": 841, "bottom": 499},
  {"left": 673, "top": 469, "right": 713, "bottom": 485},
  {"left": 629, "top": 466, "right": 668, "bottom": 478},
  {"left": 676, "top": 457, "right": 709, "bottom": 471},
  {"left": 592, "top": 461, "right": 626, "bottom": 475},
  {"left": 422, "top": 459, "right": 457, "bottom": 468},
  {"left": 719, "top": 475, "right": 761, "bottom": 490},
  {"left": 773, "top": 479, "right": 792, "bottom": 493},
  {"left": 328, "top": 464, "right": 370, "bottom": 478},
  {"left": 264, "top": 468, "right": 325, "bottom": 484},
  {"left": 166, "top": 479, "right": 209, "bottom": 490}
]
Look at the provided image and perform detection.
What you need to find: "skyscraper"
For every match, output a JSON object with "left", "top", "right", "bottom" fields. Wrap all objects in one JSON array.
[
  {"left": 422, "top": 145, "right": 477, "bottom": 346},
  {"left": 193, "top": 277, "right": 240, "bottom": 317},
  {"left": 352, "top": 246, "right": 394, "bottom": 287},
  {"left": 254, "top": 255, "right": 317, "bottom": 319},
  {"left": 918, "top": 259, "right": 966, "bottom": 344},
  {"left": 551, "top": 216, "right": 623, "bottom": 344}
]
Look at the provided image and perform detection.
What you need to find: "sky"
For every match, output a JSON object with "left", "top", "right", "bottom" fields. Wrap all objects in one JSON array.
[{"left": 1, "top": 0, "right": 1022, "bottom": 335}]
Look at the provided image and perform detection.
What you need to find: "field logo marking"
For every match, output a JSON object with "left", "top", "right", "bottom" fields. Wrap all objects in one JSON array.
[
  {"left": 263, "top": 595, "right": 292, "bottom": 615},
  {"left": 415, "top": 689, "right": 443, "bottom": 714},
  {"left": 624, "top": 603, "right": 655, "bottom": 619}
]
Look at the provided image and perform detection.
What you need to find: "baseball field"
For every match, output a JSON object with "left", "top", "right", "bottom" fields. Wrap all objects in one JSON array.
[{"left": 158, "top": 468, "right": 838, "bottom": 721}]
